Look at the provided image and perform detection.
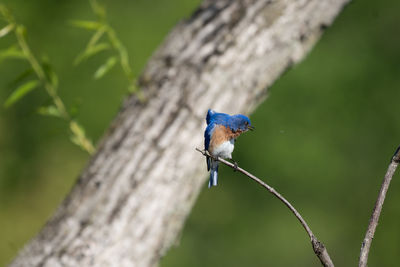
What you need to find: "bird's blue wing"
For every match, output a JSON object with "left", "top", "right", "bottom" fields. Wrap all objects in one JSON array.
[
  {"left": 204, "top": 109, "right": 230, "bottom": 171},
  {"left": 204, "top": 123, "right": 216, "bottom": 171},
  {"left": 206, "top": 109, "right": 231, "bottom": 126},
  {"left": 206, "top": 109, "right": 215, "bottom": 125},
  {"left": 204, "top": 123, "right": 216, "bottom": 150}
]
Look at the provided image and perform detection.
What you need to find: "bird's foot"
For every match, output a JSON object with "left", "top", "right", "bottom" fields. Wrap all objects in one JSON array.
[{"left": 233, "top": 161, "right": 238, "bottom": 172}]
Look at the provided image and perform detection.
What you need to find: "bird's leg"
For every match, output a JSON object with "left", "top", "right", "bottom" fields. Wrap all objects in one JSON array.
[
  {"left": 226, "top": 153, "right": 239, "bottom": 171},
  {"left": 229, "top": 159, "right": 238, "bottom": 172},
  {"left": 233, "top": 161, "right": 238, "bottom": 171}
]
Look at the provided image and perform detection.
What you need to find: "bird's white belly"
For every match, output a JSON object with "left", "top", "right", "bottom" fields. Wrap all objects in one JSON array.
[{"left": 212, "top": 139, "right": 234, "bottom": 159}]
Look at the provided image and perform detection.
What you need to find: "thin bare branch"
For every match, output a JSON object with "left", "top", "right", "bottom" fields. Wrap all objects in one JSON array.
[
  {"left": 359, "top": 145, "right": 400, "bottom": 267},
  {"left": 196, "top": 148, "right": 334, "bottom": 267}
]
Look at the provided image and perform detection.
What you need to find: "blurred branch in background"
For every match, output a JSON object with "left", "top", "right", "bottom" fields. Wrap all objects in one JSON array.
[
  {"left": 359, "top": 146, "right": 400, "bottom": 267},
  {"left": 0, "top": 4, "right": 95, "bottom": 154},
  {"left": 196, "top": 148, "right": 334, "bottom": 267},
  {"left": 71, "top": 0, "right": 140, "bottom": 96}
]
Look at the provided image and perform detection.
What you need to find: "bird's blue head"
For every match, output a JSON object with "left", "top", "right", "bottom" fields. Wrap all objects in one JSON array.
[{"left": 230, "top": 114, "right": 254, "bottom": 132}]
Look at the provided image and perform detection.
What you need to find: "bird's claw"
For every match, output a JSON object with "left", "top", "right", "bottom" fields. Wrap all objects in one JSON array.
[{"left": 233, "top": 161, "right": 238, "bottom": 172}]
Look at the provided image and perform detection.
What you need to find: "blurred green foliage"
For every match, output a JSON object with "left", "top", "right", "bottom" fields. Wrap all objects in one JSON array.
[
  {"left": 72, "top": 0, "right": 139, "bottom": 94},
  {"left": 0, "top": 0, "right": 399, "bottom": 266},
  {"left": 0, "top": 4, "right": 95, "bottom": 154}
]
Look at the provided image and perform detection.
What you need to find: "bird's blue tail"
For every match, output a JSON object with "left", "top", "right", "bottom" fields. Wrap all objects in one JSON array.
[{"left": 208, "top": 160, "right": 219, "bottom": 188}]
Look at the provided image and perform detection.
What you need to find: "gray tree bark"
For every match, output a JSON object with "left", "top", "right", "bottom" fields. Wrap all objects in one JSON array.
[{"left": 10, "top": 0, "right": 350, "bottom": 266}]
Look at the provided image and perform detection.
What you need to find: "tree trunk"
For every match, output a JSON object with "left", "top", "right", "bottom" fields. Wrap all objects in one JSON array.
[{"left": 10, "top": 0, "right": 350, "bottom": 266}]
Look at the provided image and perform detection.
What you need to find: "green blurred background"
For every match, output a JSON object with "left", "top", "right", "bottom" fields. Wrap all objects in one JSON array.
[{"left": 0, "top": 0, "right": 399, "bottom": 266}]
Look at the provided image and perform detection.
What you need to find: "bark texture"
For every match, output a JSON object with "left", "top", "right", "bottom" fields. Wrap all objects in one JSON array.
[{"left": 11, "top": 0, "right": 350, "bottom": 266}]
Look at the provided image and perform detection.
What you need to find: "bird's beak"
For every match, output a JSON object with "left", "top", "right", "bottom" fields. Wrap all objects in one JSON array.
[{"left": 247, "top": 125, "right": 255, "bottom": 131}]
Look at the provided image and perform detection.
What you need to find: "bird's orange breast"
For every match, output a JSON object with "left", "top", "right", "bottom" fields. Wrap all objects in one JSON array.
[{"left": 209, "top": 125, "right": 244, "bottom": 152}]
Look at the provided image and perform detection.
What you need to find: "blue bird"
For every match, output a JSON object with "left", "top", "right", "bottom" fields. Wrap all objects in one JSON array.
[{"left": 204, "top": 109, "right": 254, "bottom": 188}]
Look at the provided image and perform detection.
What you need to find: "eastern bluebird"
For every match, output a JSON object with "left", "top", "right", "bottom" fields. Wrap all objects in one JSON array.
[{"left": 204, "top": 109, "right": 254, "bottom": 188}]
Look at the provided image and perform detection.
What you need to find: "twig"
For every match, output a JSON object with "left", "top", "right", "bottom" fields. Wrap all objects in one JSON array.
[
  {"left": 359, "top": 146, "right": 400, "bottom": 267},
  {"left": 196, "top": 148, "right": 334, "bottom": 267},
  {"left": 0, "top": 5, "right": 95, "bottom": 154},
  {"left": 15, "top": 26, "right": 95, "bottom": 154},
  {"left": 88, "top": 0, "right": 139, "bottom": 94}
]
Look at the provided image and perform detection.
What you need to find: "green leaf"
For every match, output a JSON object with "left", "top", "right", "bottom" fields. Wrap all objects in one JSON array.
[
  {"left": 0, "top": 4, "right": 8, "bottom": 16},
  {"left": 15, "top": 25, "right": 26, "bottom": 37},
  {"left": 69, "top": 98, "right": 82, "bottom": 118},
  {"left": 94, "top": 56, "right": 117, "bottom": 79},
  {"left": 106, "top": 28, "right": 132, "bottom": 77},
  {"left": 119, "top": 45, "right": 132, "bottom": 76},
  {"left": 0, "top": 45, "right": 26, "bottom": 63},
  {"left": 70, "top": 134, "right": 81, "bottom": 147},
  {"left": 48, "top": 68, "right": 58, "bottom": 89},
  {"left": 4, "top": 80, "right": 39, "bottom": 108},
  {"left": 7, "top": 68, "right": 34, "bottom": 88},
  {"left": 70, "top": 121, "right": 86, "bottom": 136},
  {"left": 74, "top": 42, "right": 110, "bottom": 65},
  {"left": 42, "top": 60, "right": 59, "bottom": 89},
  {"left": 87, "top": 27, "right": 106, "bottom": 48},
  {"left": 37, "top": 105, "right": 61, "bottom": 118},
  {"left": 0, "top": 23, "right": 14, "bottom": 38},
  {"left": 69, "top": 121, "right": 86, "bottom": 147},
  {"left": 69, "top": 20, "right": 103, "bottom": 30},
  {"left": 0, "top": 5, "right": 13, "bottom": 22},
  {"left": 69, "top": 120, "right": 94, "bottom": 154},
  {"left": 89, "top": 0, "right": 106, "bottom": 19}
]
